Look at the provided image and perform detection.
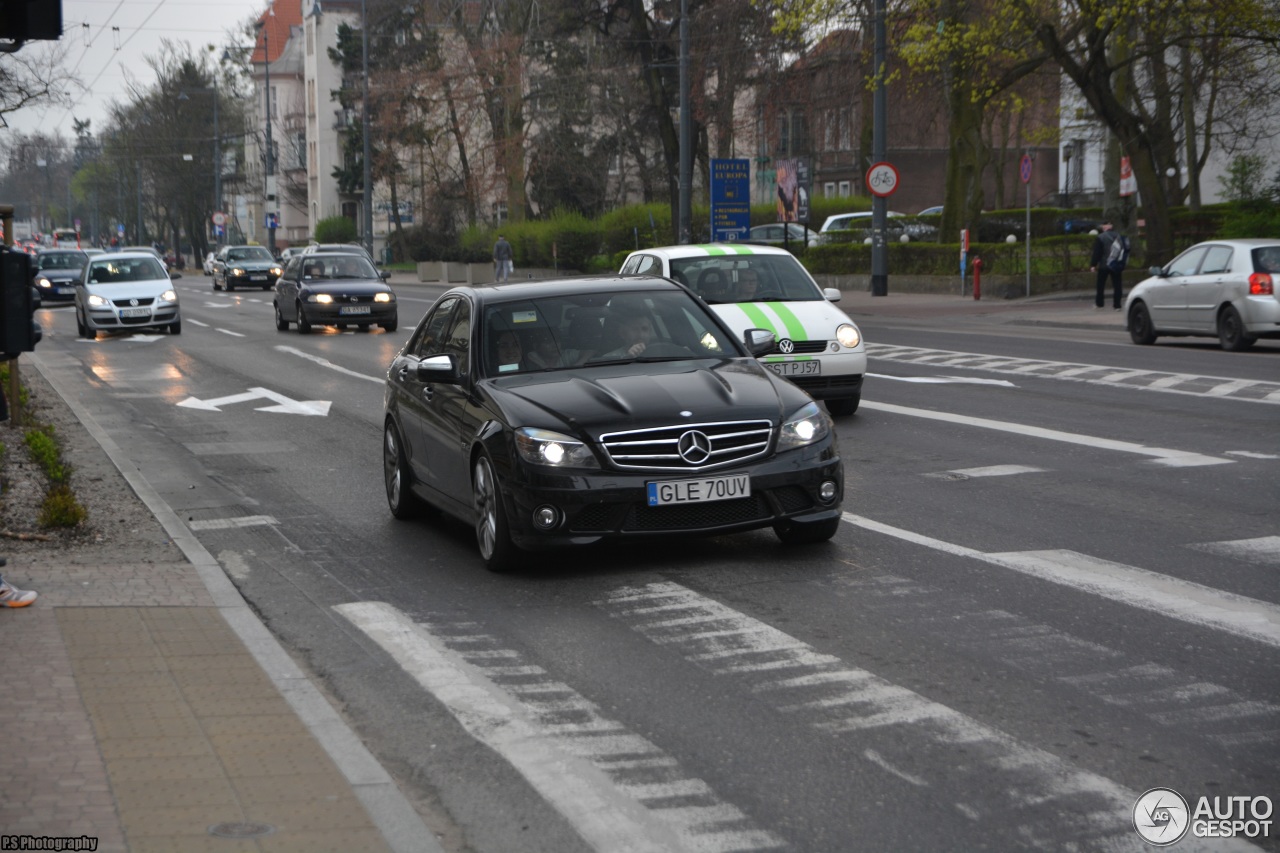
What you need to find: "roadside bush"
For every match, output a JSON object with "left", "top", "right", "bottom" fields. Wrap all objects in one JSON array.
[
  {"left": 1218, "top": 202, "right": 1280, "bottom": 239},
  {"left": 314, "top": 216, "right": 358, "bottom": 244},
  {"left": 39, "top": 483, "right": 86, "bottom": 528},
  {"left": 24, "top": 427, "right": 67, "bottom": 483}
]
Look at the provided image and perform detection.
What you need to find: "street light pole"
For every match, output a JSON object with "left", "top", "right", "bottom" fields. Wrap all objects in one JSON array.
[
  {"left": 259, "top": 20, "right": 277, "bottom": 255},
  {"left": 213, "top": 78, "right": 221, "bottom": 246},
  {"left": 361, "top": 0, "right": 373, "bottom": 258}
]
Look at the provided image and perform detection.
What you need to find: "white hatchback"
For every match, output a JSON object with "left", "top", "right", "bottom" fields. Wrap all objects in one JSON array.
[
  {"left": 76, "top": 252, "right": 182, "bottom": 339},
  {"left": 620, "top": 244, "right": 866, "bottom": 414}
]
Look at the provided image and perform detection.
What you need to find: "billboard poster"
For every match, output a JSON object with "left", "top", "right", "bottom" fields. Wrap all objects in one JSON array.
[{"left": 775, "top": 158, "right": 811, "bottom": 224}]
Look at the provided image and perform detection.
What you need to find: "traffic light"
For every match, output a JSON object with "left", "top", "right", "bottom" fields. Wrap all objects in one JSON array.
[
  {"left": 0, "top": 248, "right": 41, "bottom": 354},
  {"left": 0, "top": 1, "right": 63, "bottom": 47}
]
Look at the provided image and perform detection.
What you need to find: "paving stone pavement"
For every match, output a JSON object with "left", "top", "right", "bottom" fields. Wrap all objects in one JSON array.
[{"left": 0, "top": 361, "right": 443, "bottom": 853}]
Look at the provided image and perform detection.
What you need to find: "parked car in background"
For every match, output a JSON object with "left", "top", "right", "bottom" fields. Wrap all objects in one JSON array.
[
  {"left": 620, "top": 244, "right": 866, "bottom": 415},
  {"left": 917, "top": 205, "right": 944, "bottom": 216},
  {"left": 816, "top": 211, "right": 907, "bottom": 244},
  {"left": 1125, "top": 239, "right": 1280, "bottom": 351},
  {"left": 747, "top": 222, "right": 819, "bottom": 248},
  {"left": 75, "top": 251, "right": 181, "bottom": 338},
  {"left": 273, "top": 252, "right": 397, "bottom": 334},
  {"left": 31, "top": 248, "right": 88, "bottom": 304},
  {"left": 213, "top": 245, "right": 283, "bottom": 291},
  {"left": 382, "top": 275, "right": 844, "bottom": 571}
]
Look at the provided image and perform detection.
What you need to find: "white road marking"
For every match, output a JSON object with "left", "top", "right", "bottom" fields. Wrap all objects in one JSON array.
[
  {"left": 188, "top": 515, "right": 279, "bottom": 530},
  {"left": 597, "top": 582, "right": 1156, "bottom": 850},
  {"left": 177, "top": 387, "right": 331, "bottom": 416},
  {"left": 335, "top": 602, "right": 785, "bottom": 853},
  {"left": 866, "top": 373, "right": 1016, "bottom": 386},
  {"left": 841, "top": 513, "right": 1280, "bottom": 649},
  {"left": 187, "top": 319, "right": 211, "bottom": 327},
  {"left": 860, "top": 400, "right": 1231, "bottom": 467},
  {"left": 274, "top": 345, "right": 384, "bottom": 384},
  {"left": 928, "top": 465, "right": 1046, "bottom": 478},
  {"left": 1225, "top": 450, "right": 1280, "bottom": 459},
  {"left": 216, "top": 328, "right": 246, "bottom": 337},
  {"left": 869, "top": 343, "right": 1280, "bottom": 404},
  {"left": 1191, "top": 536, "right": 1280, "bottom": 565}
]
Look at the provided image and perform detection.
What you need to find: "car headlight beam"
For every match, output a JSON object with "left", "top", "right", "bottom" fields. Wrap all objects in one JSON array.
[
  {"left": 310, "top": 293, "right": 334, "bottom": 304},
  {"left": 836, "top": 323, "right": 861, "bottom": 348},
  {"left": 777, "top": 401, "right": 831, "bottom": 451},
  {"left": 514, "top": 427, "right": 600, "bottom": 469},
  {"left": 87, "top": 294, "right": 109, "bottom": 308},
  {"left": 374, "top": 292, "right": 394, "bottom": 303}
]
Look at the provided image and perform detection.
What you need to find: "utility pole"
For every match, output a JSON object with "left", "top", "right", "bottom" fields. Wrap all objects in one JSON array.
[
  {"left": 677, "top": 0, "right": 691, "bottom": 244},
  {"left": 870, "top": 0, "right": 888, "bottom": 296},
  {"left": 259, "top": 20, "right": 277, "bottom": 255},
  {"left": 361, "top": 0, "right": 373, "bottom": 259}
]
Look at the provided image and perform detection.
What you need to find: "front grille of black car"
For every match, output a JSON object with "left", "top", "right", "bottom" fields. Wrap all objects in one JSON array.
[
  {"left": 112, "top": 297, "right": 155, "bottom": 307},
  {"left": 769, "top": 339, "right": 827, "bottom": 354},
  {"left": 330, "top": 294, "right": 377, "bottom": 304},
  {"left": 599, "top": 420, "right": 773, "bottom": 472}
]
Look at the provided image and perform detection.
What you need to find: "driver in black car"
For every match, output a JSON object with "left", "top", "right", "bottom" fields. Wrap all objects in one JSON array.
[{"left": 600, "top": 312, "right": 654, "bottom": 359}]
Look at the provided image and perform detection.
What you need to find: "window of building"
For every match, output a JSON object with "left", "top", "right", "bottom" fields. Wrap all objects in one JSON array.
[
  {"left": 838, "top": 180, "right": 851, "bottom": 196},
  {"left": 824, "top": 182, "right": 836, "bottom": 198},
  {"left": 493, "top": 202, "right": 508, "bottom": 226}
]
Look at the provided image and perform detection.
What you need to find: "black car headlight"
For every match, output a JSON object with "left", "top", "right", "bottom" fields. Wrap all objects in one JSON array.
[
  {"left": 777, "top": 402, "right": 831, "bottom": 451},
  {"left": 36, "top": 276, "right": 52, "bottom": 289},
  {"left": 514, "top": 428, "right": 600, "bottom": 469},
  {"left": 231, "top": 267, "right": 245, "bottom": 276}
]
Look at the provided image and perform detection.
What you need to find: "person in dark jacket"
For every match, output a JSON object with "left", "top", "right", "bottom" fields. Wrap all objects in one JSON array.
[{"left": 1089, "top": 219, "right": 1123, "bottom": 310}]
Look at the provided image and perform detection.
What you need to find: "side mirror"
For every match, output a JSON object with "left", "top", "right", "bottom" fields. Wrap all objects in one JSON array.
[
  {"left": 744, "top": 328, "right": 775, "bottom": 357},
  {"left": 1149, "top": 266, "right": 1166, "bottom": 277},
  {"left": 380, "top": 270, "right": 392, "bottom": 281},
  {"left": 823, "top": 287, "right": 842, "bottom": 303},
  {"left": 416, "top": 353, "right": 459, "bottom": 383}
]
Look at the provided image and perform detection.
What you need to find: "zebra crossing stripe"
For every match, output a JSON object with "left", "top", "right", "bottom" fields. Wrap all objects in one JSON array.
[{"left": 335, "top": 602, "right": 785, "bottom": 853}]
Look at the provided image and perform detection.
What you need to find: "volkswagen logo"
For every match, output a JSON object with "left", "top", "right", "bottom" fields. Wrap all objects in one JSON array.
[
  {"left": 129, "top": 298, "right": 139, "bottom": 307},
  {"left": 677, "top": 430, "right": 712, "bottom": 464},
  {"left": 778, "top": 339, "right": 795, "bottom": 354}
]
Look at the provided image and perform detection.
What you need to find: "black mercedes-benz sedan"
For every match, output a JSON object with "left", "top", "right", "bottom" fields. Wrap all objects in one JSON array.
[{"left": 383, "top": 276, "right": 844, "bottom": 571}]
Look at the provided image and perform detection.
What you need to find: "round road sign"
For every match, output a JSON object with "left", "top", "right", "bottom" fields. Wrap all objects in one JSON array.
[
  {"left": 212, "top": 211, "right": 227, "bottom": 226},
  {"left": 866, "top": 162, "right": 899, "bottom": 197},
  {"left": 1020, "top": 154, "right": 1033, "bottom": 184}
]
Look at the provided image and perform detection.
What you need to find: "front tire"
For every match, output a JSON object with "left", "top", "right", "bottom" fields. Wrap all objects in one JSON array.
[
  {"left": 381, "top": 315, "right": 398, "bottom": 333},
  {"left": 774, "top": 516, "right": 840, "bottom": 545},
  {"left": 76, "top": 308, "right": 94, "bottom": 339},
  {"left": 473, "top": 453, "right": 518, "bottom": 572},
  {"left": 169, "top": 319, "right": 181, "bottom": 334},
  {"left": 825, "top": 394, "right": 860, "bottom": 416},
  {"left": 274, "top": 303, "right": 289, "bottom": 331},
  {"left": 296, "top": 304, "right": 312, "bottom": 334},
  {"left": 1128, "top": 302, "right": 1157, "bottom": 345},
  {"left": 383, "top": 420, "right": 422, "bottom": 520},
  {"left": 1217, "top": 304, "right": 1256, "bottom": 351}
]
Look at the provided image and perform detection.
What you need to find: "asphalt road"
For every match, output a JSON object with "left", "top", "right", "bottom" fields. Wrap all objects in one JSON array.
[{"left": 30, "top": 275, "right": 1280, "bottom": 852}]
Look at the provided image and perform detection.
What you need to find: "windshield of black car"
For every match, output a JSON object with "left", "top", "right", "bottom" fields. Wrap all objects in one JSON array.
[
  {"left": 38, "top": 252, "right": 86, "bottom": 270},
  {"left": 86, "top": 258, "right": 168, "bottom": 284},
  {"left": 300, "top": 256, "right": 377, "bottom": 279},
  {"left": 228, "top": 248, "right": 274, "bottom": 262},
  {"left": 482, "top": 290, "right": 741, "bottom": 376},
  {"left": 670, "top": 255, "right": 823, "bottom": 304}
]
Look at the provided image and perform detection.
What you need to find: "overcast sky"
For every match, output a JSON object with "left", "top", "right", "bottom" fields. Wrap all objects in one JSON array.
[{"left": 6, "top": 0, "right": 267, "bottom": 141}]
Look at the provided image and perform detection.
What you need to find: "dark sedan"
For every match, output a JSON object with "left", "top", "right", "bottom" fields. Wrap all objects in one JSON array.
[
  {"left": 31, "top": 249, "right": 89, "bottom": 303},
  {"left": 382, "top": 276, "right": 844, "bottom": 571},
  {"left": 273, "top": 252, "right": 397, "bottom": 333},
  {"left": 214, "top": 245, "right": 282, "bottom": 291}
]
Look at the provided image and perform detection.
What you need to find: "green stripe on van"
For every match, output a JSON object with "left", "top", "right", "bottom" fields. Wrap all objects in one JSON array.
[
  {"left": 701, "top": 245, "right": 757, "bottom": 256},
  {"left": 738, "top": 303, "right": 778, "bottom": 335},
  {"left": 765, "top": 302, "right": 807, "bottom": 341}
]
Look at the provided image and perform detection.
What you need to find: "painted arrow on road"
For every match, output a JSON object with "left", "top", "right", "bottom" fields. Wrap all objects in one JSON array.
[{"left": 177, "top": 387, "right": 331, "bottom": 416}]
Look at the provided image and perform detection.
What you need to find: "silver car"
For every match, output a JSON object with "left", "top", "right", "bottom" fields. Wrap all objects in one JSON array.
[
  {"left": 1125, "top": 239, "right": 1280, "bottom": 351},
  {"left": 75, "top": 252, "right": 181, "bottom": 339}
]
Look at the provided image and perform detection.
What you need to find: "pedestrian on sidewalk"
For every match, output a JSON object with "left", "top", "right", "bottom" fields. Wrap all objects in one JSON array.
[
  {"left": 0, "top": 559, "right": 36, "bottom": 607},
  {"left": 493, "top": 235, "right": 514, "bottom": 283},
  {"left": 1089, "top": 218, "right": 1127, "bottom": 310}
]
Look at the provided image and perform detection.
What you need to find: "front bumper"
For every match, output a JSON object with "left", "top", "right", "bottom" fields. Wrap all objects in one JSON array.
[
  {"left": 226, "top": 272, "right": 278, "bottom": 288},
  {"left": 35, "top": 282, "right": 78, "bottom": 303},
  {"left": 302, "top": 303, "right": 397, "bottom": 326},
  {"left": 759, "top": 350, "right": 866, "bottom": 401},
  {"left": 499, "top": 440, "right": 843, "bottom": 549},
  {"left": 86, "top": 303, "right": 179, "bottom": 330}
]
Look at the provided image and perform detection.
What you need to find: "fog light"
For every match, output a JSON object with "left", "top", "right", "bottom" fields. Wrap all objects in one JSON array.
[
  {"left": 819, "top": 481, "right": 838, "bottom": 503},
  {"left": 533, "top": 505, "right": 559, "bottom": 529}
]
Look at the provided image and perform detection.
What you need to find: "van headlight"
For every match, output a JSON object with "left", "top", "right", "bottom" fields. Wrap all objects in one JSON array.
[
  {"left": 777, "top": 402, "right": 831, "bottom": 451},
  {"left": 515, "top": 428, "right": 600, "bottom": 468},
  {"left": 836, "top": 323, "right": 861, "bottom": 348}
]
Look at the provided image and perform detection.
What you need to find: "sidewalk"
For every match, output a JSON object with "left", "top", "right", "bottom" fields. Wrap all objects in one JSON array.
[
  {"left": 832, "top": 287, "right": 1131, "bottom": 331},
  {"left": 0, "top": 362, "right": 441, "bottom": 852}
]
